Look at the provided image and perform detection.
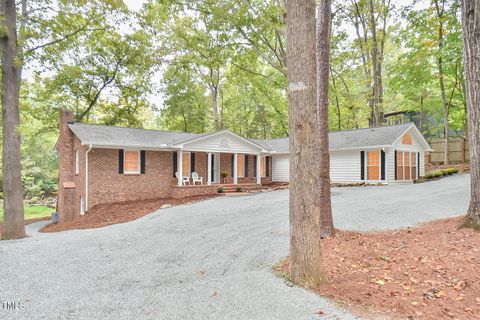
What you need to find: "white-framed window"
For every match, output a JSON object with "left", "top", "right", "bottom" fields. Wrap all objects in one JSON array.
[
  {"left": 75, "top": 150, "right": 80, "bottom": 175},
  {"left": 124, "top": 150, "right": 141, "bottom": 174},
  {"left": 367, "top": 150, "right": 381, "bottom": 180},
  {"left": 237, "top": 154, "right": 245, "bottom": 177},
  {"left": 396, "top": 151, "right": 417, "bottom": 181}
]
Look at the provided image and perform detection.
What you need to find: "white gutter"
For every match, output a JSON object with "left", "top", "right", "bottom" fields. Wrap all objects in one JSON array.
[{"left": 85, "top": 144, "right": 93, "bottom": 212}]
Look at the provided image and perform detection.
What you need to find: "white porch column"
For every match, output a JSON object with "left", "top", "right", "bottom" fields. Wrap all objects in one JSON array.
[
  {"left": 256, "top": 153, "right": 261, "bottom": 185},
  {"left": 233, "top": 153, "right": 238, "bottom": 184},
  {"left": 178, "top": 150, "right": 183, "bottom": 186},
  {"left": 207, "top": 152, "right": 212, "bottom": 185}
]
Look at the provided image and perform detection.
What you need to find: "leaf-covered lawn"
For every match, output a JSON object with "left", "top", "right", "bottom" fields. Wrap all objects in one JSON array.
[{"left": 0, "top": 205, "right": 52, "bottom": 223}]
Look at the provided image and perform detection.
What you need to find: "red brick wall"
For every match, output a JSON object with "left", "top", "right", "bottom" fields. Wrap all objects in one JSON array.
[
  {"left": 193, "top": 152, "right": 207, "bottom": 181},
  {"left": 88, "top": 149, "right": 176, "bottom": 208},
  {"left": 57, "top": 110, "right": 77, "bottom": 223},
  {"left": 170, "top": 185, "right": 218, "bottom": 198},
  {"left": 57, "top": 112, "right": 275, "bottom": 222}
]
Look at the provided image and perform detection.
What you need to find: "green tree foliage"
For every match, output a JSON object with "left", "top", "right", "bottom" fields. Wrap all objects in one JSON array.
[
  {"left": 3, "top": 0, "right": 468, "bottom": 200},
  {"left": 1, "top": 0, "right": 159, "bottom": 199}
]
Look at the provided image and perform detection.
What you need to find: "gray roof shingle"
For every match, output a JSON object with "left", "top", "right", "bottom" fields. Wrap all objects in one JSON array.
[
  {"left": 253, "top": 123, "right": 414, "bottom": 153},
  {"left": 69, "top": 122, "right": 414, "bottom": 152},
  {"left": 69, "top": 123, "right": 205, "bottom": 149}
]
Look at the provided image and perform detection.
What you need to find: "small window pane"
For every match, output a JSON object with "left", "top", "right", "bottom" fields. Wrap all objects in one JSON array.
[
  {"left": 237, "top": 154, "right": 245, "bottom": 177},
  {"left": 402, "top": 133, "right": 412, "bottom": 144},
  {"left": 125, "top": 151, "right": 140, "bottom": 173},
  {"left": 182, "top": 153, "right": 190, "bottom": 175}
]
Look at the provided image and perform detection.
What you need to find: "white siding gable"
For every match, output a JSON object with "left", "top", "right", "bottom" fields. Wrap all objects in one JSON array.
[
  {"left": 272, "top": 154, "right": 289, "bottom": 182},
  {"left": 181, "top": 132, "right": 262, "bottom": 154},
  {"left": 393, "top": 126, "right": 428, "bottom": 152}
]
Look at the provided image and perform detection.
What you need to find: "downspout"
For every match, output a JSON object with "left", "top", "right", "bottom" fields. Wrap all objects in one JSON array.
[{"left": 85, "top": 144, "right": 93, "bottom": 212}]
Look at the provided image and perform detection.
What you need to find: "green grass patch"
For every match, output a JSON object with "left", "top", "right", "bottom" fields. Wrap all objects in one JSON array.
[{"left": 0, "top": 205, "right": 52, "bottom": 223}]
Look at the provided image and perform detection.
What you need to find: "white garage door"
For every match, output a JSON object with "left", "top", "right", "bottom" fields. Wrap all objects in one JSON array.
[{"left": 272, "top": 154, "right": 289, "bottom": 182}]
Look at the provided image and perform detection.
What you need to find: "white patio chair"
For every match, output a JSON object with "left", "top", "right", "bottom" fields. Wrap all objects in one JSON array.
[
  {"left": 191, "top": 172, "right": 203, "bottom": 185},
  {"left": 175, "top": 172, "right": 191, "bottom": 185}
]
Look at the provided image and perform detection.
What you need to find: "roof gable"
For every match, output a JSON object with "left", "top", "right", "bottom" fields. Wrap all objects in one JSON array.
[
  {"left": 392, "top": 124, "right": 432, "bottom": 151},
  {"left": 176, "top": 130, "right": 267, "bottom": 153}
]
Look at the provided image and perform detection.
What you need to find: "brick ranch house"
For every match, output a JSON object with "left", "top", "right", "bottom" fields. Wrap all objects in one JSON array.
[{"left": 56, "top": 110, "right": 431, "bottom": 223}]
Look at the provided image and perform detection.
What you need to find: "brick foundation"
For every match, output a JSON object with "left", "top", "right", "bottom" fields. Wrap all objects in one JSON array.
[{"left": 170, "top": 185, "right": 218, "bottom": 199}]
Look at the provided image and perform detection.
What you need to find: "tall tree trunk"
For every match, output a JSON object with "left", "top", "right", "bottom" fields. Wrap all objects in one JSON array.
[
  {"left": 434, "top": 0, "right": 449, "bottom": 165},
  {"left": 461, "top": 0, "right": 480, "bottom": 224},
  {"left": 317, "top": 0, "right": 334, "bottom": 237},
  {"left": 209, "top": 67, "right": 221, "bottom": 130},
  {"left": 368, "top": 0, "right": 380, "bottom": 126},
  {"left": 330, "top": 67, "right": 342, "bottom": 130},
  {"left": 287, "top": 0, "right": 328, "bottom": 287},
  {"left": 1, "top": 0, "right": 26, "bottom": 240}
]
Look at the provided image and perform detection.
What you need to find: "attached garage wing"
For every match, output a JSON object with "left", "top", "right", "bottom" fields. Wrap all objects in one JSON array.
[{"left": 272, "top": 154, "right": 289, "bottom": 182}]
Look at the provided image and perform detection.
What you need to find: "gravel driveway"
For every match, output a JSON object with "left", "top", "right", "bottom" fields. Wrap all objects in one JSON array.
[{"left": 0, "top": 174, "right": 470, "bottom": 320}]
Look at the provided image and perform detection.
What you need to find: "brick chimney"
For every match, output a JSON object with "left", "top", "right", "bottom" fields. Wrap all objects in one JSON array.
[{"left": 57, "top": 110, "right": 76, "bottom": 223}]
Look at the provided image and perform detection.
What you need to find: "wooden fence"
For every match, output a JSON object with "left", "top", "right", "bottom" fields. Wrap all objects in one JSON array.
[{"left": 427, "top": 137, "right": 469, "bottom": 163}]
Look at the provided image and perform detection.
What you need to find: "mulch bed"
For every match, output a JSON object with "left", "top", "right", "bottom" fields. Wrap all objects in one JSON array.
[
  {"left": 277, "top": 217, "right": 480, "bottom": 320},
  {"left": 426, "top": 163, "right": 470, "bottom": 173},
  {"left": 41, "top": 195, "right": 218, "bottom": 233}
]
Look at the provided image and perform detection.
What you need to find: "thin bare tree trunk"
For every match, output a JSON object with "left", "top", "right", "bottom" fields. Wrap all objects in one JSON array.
[
  {"left": 317, "top": 0, "right": 334, "bottom": 237},
  {"left": 1, "top": 0, "right": 26, "bottom": 240},
  {"left": 330, "top": 66, "right": 341, "bottom": 130},
  {"left": 434, "top": 0, "right": 449, "bottom": 165},
  {"left": 368, "top": 0, "right": 380, "bottom": 126},
  {"left": 287, "top": 0, "right": 327, "bottom": 287},
  {"left": 461, "top": 0, "right": 480, "bottom": 224},
  {"left": 209, "top": 67, "right": 221, "bottom": 130}
]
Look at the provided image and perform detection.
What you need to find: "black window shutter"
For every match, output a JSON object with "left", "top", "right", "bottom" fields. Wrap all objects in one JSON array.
[
  {"left": 140, "top": 150, "right": 146, "bottom": 174},
  {"left": 253, "top": 155, "right": 257, "bottom": 177},
  {"left": 266, "top": 156, "right": 270, "bottom": 177},
  {"left": 417, "top": 152, "right": 420, "bottom": 177},
  {"left": 191, "top": 152, "right": 195, "bottom": 173},
  {"left": 245, "top": 155, "right": 249, "bottom": 177},
  {"left": 394, "top": 150, "right": 398, "bottom": 180},
  {"left": 173, "top": 151, "right": 177, "bottom": 177},
  {"left": 231, "top": 154, "right": 234, "bottom": 176},
  {"left": 381, "top": 150, "right": 385, "bottom": 180},
  {"left": 360, "top": 151, "right": 365, "bottom": 180},
  {"left": 119, "top": 149, "right": 124, "bottom": 174},
  {"left": 211, "top": 154, "right": 214, "bottom": 182}
]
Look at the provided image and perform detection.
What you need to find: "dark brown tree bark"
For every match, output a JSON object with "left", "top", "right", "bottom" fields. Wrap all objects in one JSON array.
[
  {"left": 461, "top": 0, "right": 480, "bottom": 224},
  {"left": 1, "top": 0, "right": 26, "bottom": 239},
  {"left": 317, "top": 0, "right": 334, "bottom": 238},
  {"left": 287, "top": 0, "right": 328, "bottom": 286}
]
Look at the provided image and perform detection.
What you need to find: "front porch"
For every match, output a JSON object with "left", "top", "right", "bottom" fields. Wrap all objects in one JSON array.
[{"left": 173, "top": 151, "right": 272, "bottom": 187}]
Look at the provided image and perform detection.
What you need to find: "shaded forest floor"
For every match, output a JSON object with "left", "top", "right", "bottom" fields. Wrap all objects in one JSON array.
[
  {"left": 41, "top": 195, "right": 218, "bottom": 233},
  {"left": 276, "top": 216, "right": 480, "bottom": 320}
]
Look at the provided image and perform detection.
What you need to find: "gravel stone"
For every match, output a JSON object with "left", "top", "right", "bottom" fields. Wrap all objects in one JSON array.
[{"left": 0, "top": 174, "right": 469, "bottom": 320}]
